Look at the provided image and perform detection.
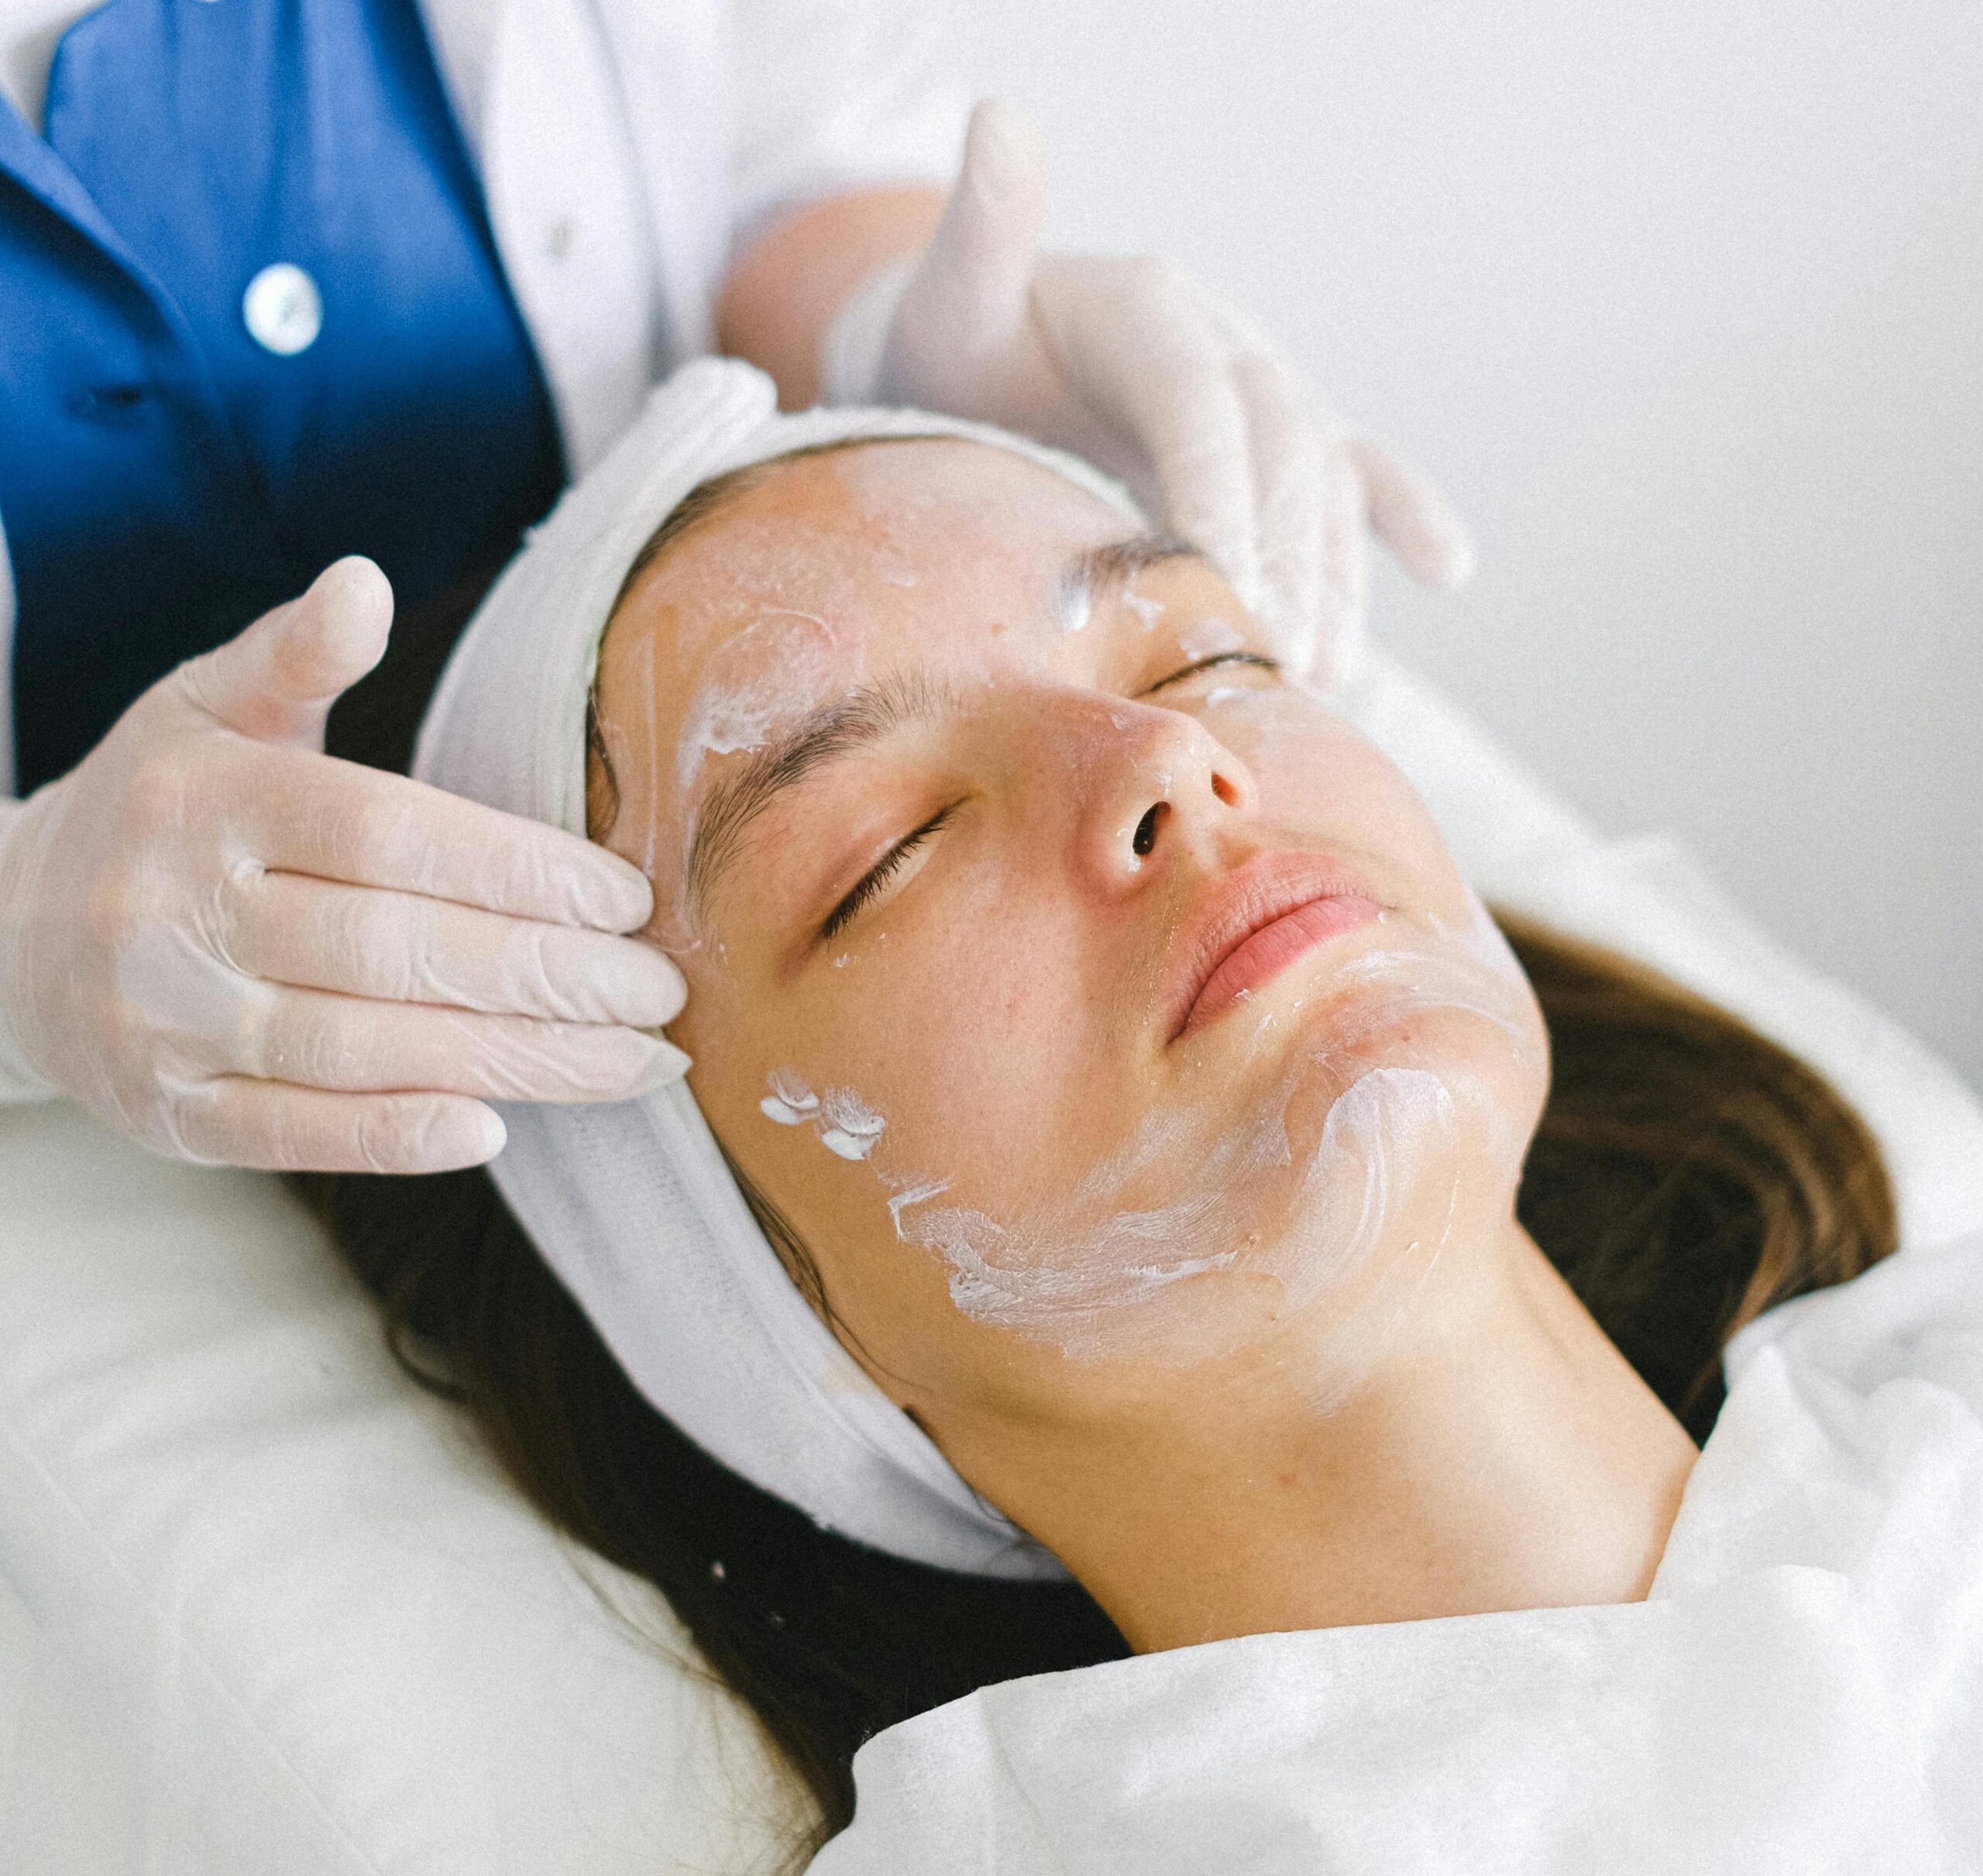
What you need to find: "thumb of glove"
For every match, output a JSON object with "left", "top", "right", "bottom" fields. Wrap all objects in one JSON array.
[
  {"left": 174, "top": 556, "right": 394, "bottom": 751},
  {"left": 899, "top": 97, "right": 1051, "bottom": 367}
]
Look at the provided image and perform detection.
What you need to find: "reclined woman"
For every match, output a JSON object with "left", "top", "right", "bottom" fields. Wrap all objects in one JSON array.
[{"left": 297, "top": 359, "right": 1978, "bottom": 1873}]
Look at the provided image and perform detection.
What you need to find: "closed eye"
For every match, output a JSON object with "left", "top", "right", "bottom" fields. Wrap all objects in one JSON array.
[
  {"left": 1137, "top": 650, "right": 1280, "bottom": 697},
  {"left": 820, "top": 802, "right": 959, "bottom": 942}
]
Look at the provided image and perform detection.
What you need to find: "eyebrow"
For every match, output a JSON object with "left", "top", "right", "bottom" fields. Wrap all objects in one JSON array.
[
  {"left": 685, "top": 669, "right": 957, "bottom": 918},
  {"left": 1060, "top": 531, "right": 1205, "bottom": 617}
]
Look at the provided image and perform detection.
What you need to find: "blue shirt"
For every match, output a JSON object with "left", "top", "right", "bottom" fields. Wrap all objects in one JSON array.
[{"left": 0, "top": 0, "right": 563, "bottom": 792}]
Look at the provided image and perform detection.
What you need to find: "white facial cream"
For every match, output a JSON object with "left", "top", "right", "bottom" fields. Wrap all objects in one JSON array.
[
  {"left": 845, "top": 896, "right": 1536, "bottom": 1385},
  {"left": 759, "top": 1068, "right": 888, "bottom": 1163}
]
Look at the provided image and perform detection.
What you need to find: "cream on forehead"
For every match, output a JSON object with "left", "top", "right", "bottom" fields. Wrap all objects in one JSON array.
[
  {"left": 631, "top": 442, "right": 1150, "bottom": 828},
  {"left": 831, "top": 433, "right": 1131, "bottom": 541},
  {"left": 674, "top": 610, "right": 844, "bottom": 793},
  {"left": 659, "top": 440, "right": 1130, "bottom": 644}
]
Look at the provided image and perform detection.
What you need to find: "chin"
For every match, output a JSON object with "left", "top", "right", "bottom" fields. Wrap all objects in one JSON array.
[
  {"left": 1211, "top": 942, "right": 1539, "bottom": 1084},
  {"left": 1250, "top": 977, "right": 1546, "bottom": 1211}
]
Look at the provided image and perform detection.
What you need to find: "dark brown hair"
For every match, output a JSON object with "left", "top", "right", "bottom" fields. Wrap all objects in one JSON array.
[{"left": 300, "top": 458, "right": 1898, "bottom": 1867}]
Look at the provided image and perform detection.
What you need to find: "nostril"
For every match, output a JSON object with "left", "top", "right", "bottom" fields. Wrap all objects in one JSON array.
[
  {"left": 1211, "top": 769, "right": 1239, "bottom": 807},
  {"left": 1132, "top": 803, "right": 1166, "bottom": 857}
]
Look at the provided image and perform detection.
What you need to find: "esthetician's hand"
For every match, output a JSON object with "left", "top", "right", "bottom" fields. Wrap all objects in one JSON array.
[
  {"left": 822, "top": 98, "right": 1475, "bottom": 689},
  {"left": 0, "top": 558, "right": 688, "bottom": 1172}
]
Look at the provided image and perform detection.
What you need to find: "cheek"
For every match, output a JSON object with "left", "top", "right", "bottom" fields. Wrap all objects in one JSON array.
[
  {"left": 704, "top": 855, "right": 1140, "bottom": 1274},
  {"left": 1202, "top": 689, "right": 1350, "bottom": 803},
  {"left": 684, "top": 950, "right": 1047, "bottom": 1380},
  {"left": 1208, "top": 692, "right": 1466, "bottom": 905},
  {"left": 777, "top": 895, "right": 1110, "bottom": 1187}
]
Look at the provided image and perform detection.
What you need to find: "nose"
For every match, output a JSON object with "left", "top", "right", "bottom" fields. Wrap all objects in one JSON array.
[{"left": 1069, "top": 697, "right": 1255, "bottom": 891}]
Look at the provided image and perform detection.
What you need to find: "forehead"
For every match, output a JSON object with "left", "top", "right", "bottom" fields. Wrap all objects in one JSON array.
[{"left": 603, "top": 438, "right": 1137, "bottom": 710}]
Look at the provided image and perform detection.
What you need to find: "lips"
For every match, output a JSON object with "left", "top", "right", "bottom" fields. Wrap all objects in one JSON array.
[{"left": 1165, "top": 852, "right": 1385, "bottom": 1039}]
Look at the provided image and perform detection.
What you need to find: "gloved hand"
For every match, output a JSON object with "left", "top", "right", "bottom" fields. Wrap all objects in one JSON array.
[
  {"left": 821, "top": 98, "right": 1475, "bottom": 689},
  {"left": 0, "top": 558, "right": 688, "bottom": 1173}
]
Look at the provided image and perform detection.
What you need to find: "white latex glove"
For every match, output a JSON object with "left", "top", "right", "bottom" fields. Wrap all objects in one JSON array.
[
  {"left": 821, "top": 98, "right": 1475, "bottom": 688},
  {"left": 0, "top": 558, "right": 689, "bottom": 1173}
]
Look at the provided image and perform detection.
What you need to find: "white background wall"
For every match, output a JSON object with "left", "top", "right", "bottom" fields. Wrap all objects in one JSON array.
[{"left": 950, "top": 0, "right": 1981, "bottom": 1089}]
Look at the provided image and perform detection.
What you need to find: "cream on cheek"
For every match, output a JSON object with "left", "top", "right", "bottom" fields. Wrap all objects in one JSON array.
[
  {"left": 759, "top": 1067, "right": 889, "bottom": 1161},
  {"left": 750, "top": 984, "right": 1506, "bottom": 1395},
  {"left": 883, "top": 991, "right": 1518, "bottom": 1390},
  {"left": 739, "top": 868, "right": 1084, "bottom": 1208}
]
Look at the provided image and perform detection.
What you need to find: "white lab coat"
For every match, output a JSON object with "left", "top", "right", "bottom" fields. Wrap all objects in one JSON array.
[{"left": 0, "top": 0, "right": 964, "bottom": 792}]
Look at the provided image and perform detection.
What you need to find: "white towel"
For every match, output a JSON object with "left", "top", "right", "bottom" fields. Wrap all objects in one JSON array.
[{"left": 413, "top": 356, "right": 1136, "bottom": 1577}]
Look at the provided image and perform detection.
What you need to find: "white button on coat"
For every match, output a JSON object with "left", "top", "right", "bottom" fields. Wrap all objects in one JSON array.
[{"left": 241, "top": 263, "right": 323, "bottom": 356}]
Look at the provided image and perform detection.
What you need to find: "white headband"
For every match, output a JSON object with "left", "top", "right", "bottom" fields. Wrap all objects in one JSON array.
[{"left": 414, "top": 358, "right": 1141, "bottom": 1578}]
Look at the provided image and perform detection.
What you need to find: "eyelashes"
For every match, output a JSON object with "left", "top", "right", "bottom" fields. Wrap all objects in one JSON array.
[
  {"left": 820, "top": 802, "right": 959, "bottom": 941},
  {"left": 1137, "top": 648, "right": 1280, "bottom": 697}
]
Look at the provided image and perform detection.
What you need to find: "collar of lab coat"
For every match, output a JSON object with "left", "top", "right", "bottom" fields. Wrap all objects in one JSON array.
[{"left": 418, "top": 0, "right": 732, "bottom": 474}]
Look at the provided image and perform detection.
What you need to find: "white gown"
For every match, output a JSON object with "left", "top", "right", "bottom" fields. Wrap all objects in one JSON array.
[{"left": 811, "top": 1224, "right": 1983, "bottom": 1874}]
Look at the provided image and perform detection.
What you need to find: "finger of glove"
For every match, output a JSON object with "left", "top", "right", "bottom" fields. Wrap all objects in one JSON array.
[
  {"left": 174, "top": 558, "right": 394, "bottom": 747},
  {"left": 1232, "top": 349, "right": 1333, "bottom": 675},
  {"left": 235, "top": 744, "right": 653, "bottom": 931},
  {"left": 208, "top": 869, "right": 686, "bottom": 1026},
  {"left": 1036, "top": 268, "right": 1262, "bottom": 603},
  {"left": 897, "top": 97, "right": 1050, "bottom": 375},
  {"left": 172, "top": 1082, "right": 508, "bottom": 1173},
  {"left": 1345, "top": 436, "right": 1476, "bottom": 590},
  {"left": 1312, "top": 445, "right": 1373, "bottom": 691},
  {"left": 230, "top": 985, "right": 689, "bottom": 1101}
]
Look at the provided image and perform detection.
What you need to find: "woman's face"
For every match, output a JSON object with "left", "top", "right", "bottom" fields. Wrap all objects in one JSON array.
[{"left": 593, "top": 439, "right": 1547, "bottom": 1430}]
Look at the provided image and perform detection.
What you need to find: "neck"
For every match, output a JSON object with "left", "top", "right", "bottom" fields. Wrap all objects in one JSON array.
[{"left": 959, "top": 1217, "right": 1699, "bottom": 1654}]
